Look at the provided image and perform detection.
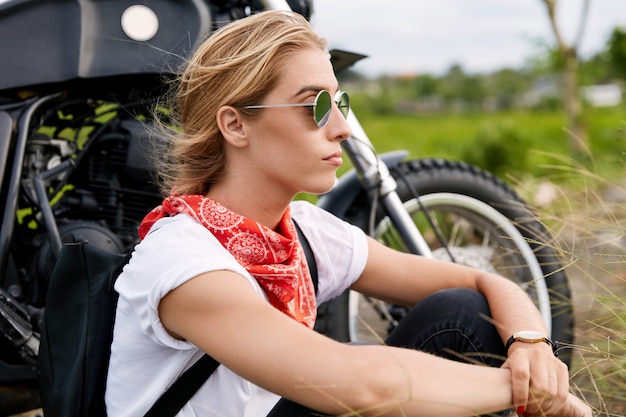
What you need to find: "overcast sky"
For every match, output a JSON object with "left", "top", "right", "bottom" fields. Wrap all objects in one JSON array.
[{"left": 310, "top": 0, "right": 626, "bottom": 77}]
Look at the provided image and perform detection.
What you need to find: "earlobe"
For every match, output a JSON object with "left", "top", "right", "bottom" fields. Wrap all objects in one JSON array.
[{"left": 216, "top": 105, "right": 248, "bottom": 148}]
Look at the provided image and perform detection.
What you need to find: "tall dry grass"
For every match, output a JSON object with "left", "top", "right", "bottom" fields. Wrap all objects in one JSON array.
[{"left": 513, "top": 147, "right": 625, "bottom": 416}]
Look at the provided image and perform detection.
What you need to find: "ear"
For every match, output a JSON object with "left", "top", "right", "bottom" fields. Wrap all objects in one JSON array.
[{"left": 216, "top": 105, "right": 248, "bottom": 148}]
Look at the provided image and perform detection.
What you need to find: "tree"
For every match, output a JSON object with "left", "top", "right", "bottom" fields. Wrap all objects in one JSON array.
[
  {"left": 439, "top": 64, "right": 486, "bottom": 109},
  {"left": 607, "top": 26, "right": 626, "bottom": 80},
  {"left": 539, "top": 0, "right": 589, "bottom": 152},
  {"left": 487, "top": 68, "right": 532, "bottom": 110},
  {"left": 412, "top": 74, "right": 439, "bottom": 98}
]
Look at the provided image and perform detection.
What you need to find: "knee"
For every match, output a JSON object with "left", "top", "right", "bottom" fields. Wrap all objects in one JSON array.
[
  {"left": 421, "top": 287, "right": 490, "bottom": 318},
  {"left": 387, "top": 287, "right": 499, "bottom": 357}
]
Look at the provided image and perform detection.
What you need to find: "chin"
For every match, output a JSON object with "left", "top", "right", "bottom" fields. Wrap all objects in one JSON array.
[{"left": 303, "top": 176, "right": 338, "bottom": 196}]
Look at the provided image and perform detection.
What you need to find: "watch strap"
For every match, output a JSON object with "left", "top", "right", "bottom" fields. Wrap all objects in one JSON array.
[{"left": 505, "top": 334, "right": 555, "bottom": 353}]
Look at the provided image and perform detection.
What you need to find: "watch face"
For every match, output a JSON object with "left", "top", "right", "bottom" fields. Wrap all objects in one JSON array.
[{"left": 516, "top": 330, "right": 546, "bottom": 340}]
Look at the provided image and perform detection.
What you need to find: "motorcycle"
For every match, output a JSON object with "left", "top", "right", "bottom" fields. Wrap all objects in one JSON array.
[{"left": 0, "top": 0, "right": 572, "bottom": 414}]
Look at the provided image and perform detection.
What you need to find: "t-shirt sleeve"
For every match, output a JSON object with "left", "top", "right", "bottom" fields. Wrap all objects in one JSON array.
[
  {"left": 290, "top": 200, "right": 369, "bottom": 304},
  {"left": 115, "top": 215, "right": 261, "bottom": 349}
]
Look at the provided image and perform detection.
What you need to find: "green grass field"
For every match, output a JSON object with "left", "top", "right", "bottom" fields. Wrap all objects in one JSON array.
[{"left": 349, "top": 107, "right": 625, "bottom": 186}]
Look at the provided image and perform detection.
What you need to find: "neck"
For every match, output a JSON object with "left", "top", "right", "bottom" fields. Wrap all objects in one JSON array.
[{"left": 206, "top": 182, "right": 294, "bottom": 231}]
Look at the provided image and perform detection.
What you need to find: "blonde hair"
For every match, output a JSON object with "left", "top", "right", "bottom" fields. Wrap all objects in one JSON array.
[{"left": 154, "top": 10, "right": 328, "bottom": 196}]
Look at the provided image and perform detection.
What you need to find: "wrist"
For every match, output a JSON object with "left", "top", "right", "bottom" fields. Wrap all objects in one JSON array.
[{"left": 505, "top": 330, "right": 555, "bottom": 354}]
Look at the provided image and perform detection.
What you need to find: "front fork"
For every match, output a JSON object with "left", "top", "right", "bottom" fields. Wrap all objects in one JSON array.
[{"left": 342, "top": 111, "right": 433, "bottom": 258}]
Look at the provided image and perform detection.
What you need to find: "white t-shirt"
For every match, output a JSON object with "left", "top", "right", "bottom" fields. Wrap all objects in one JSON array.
[{"left": 105, "top": 200, "right": 368, "bottom": 417}]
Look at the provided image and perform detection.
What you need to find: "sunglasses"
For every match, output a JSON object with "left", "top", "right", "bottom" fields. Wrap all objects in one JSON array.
[{"left": 244, "top": 90, "right": 350, "bottom": 128}]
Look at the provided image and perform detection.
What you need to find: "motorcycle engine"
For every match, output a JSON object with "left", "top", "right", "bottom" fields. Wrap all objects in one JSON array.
[{"left": 12, "top": 102, "right": 163, "bottom": 307}]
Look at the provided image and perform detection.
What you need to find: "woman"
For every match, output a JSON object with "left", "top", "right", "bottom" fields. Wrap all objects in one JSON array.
[{"left": 105, "top": 10, "right": 591, "bottom": 417}]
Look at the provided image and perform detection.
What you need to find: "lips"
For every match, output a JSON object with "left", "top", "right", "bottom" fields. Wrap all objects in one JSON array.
[{"left": 324, "top": 151, "right": 343, "bottom": 167}]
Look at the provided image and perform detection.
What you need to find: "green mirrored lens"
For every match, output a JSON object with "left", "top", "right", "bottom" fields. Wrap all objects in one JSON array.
[
  {"left": 336, "top": 92, "right": 350, "bottom": 118},
  {"left": 314, "top": 90, "right": 332, "bottom": 127}
]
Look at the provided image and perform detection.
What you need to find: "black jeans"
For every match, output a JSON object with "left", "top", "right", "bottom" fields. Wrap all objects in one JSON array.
[{"left": 269, "top": 288, "right": 509, "bottom": 417}]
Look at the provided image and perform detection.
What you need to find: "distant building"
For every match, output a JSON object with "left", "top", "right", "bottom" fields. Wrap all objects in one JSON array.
[
  {"left": 521, "top": 75, "right": 561, "bottom": 109},
  {"left": 580, "top": 84, "right": 622, "bottom": 107}
]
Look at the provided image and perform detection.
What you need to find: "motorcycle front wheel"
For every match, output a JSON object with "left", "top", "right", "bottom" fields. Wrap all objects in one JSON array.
[{"left": 317, "top": 158, "right": 573, "bottom": 364}]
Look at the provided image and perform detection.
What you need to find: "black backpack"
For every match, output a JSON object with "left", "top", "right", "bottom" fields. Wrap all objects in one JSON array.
[
  {"left": 38, "top": 222, "right": 317, "bottom": 417},
  {"left": 38, "top": 241, "right": 129, "bottom": 417}
]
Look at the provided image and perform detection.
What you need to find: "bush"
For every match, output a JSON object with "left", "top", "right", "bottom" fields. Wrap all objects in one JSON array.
[{"left": 460, "top": 120, "right": 531, "bottom": 178}]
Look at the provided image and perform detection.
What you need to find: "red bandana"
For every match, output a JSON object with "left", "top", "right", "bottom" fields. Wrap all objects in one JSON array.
[{"left": 139, "top": 195, "right": 317, "bottom": 328}]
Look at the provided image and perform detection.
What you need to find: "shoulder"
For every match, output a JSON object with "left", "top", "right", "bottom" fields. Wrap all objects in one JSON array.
[
  {"left": 118, "top": 214, "right": 257, "bottom": 297},
  {"left": 289, "top": 199, "right": 367, "bottom": 250},
  {"left": 289, "top": 200, "right": 369, "bottom": 301},
  {"left": 290, "top": 199, "right": 363, "bottom": 236},
  {"left": 139, "top": 215, "right": 237, "bottom": 266},
  {"left": 143, "top": 213, "right": 215, "bottom": 242}
]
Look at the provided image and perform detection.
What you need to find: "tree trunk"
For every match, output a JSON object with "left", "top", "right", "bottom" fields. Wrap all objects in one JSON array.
[
  {"left": 541, "top": 0, "right": 589, "bottom": 153},
  {"left": 563, "top": 47, "right": 587, "bottom": 153}
]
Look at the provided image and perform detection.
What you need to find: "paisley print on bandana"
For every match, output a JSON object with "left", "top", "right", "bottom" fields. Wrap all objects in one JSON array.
[{"left": 139, "top": 195, "right": 317, "bottom": 328}]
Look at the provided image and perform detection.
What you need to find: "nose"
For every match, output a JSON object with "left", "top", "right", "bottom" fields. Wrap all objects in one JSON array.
[{"left": 328, "top": 104, "right": 351, "bottom": 142}]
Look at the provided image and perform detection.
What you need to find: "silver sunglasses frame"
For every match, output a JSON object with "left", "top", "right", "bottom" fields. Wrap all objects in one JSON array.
[{"left": 244, "top": 90, "right": 349, "bottom": 127}]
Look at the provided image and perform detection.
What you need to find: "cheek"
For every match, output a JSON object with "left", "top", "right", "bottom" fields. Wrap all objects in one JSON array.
[
  {"left": 264, "top": 140, "right": 314, "bottom": 175},
  {"left": 257, "top": 121, "right": 316, "bottom": 161},
  {"left": 252, "top": 117, "right": 324, "bottom": 174},
  {"left": 257, "top": 131, "right": 303, "bottom": 159}
]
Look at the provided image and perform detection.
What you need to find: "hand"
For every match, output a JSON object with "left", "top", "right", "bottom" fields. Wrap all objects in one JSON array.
[
  {"left": 517, "top": 393, "right": 592, "bottom": 417},
  {"left": 502, "top": 342, "right": 569, "bottom": 415},
  {"left": 548, "top": 393, "right": 593, "bottom": 417}
]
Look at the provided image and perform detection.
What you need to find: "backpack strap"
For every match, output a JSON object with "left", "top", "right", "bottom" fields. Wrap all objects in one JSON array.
[
  {"left": 294, "top": 220, "right": 318, "bottom": 294},
  {"left": 143, "top": 354, "right": 220, "bottom": 417},
  {"left": 107, "top": 248, "right": 134, "bottom": 291},
  {"left": 142, "top": 220, "right": 318, "bottom": 417}
]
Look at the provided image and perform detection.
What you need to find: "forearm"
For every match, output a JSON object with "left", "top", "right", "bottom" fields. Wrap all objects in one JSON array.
[
  {"left": 474, "top": 273, "right": 576, "bottom": 416},
  {"left": 377, "top": 346, "right": 514, "bottom": 416},
  {"left": 476, "top": 273, "right": 549, "bottom": 343},
  {"left": 296, "top": 344, "right": 514, "bottom": 417}
]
